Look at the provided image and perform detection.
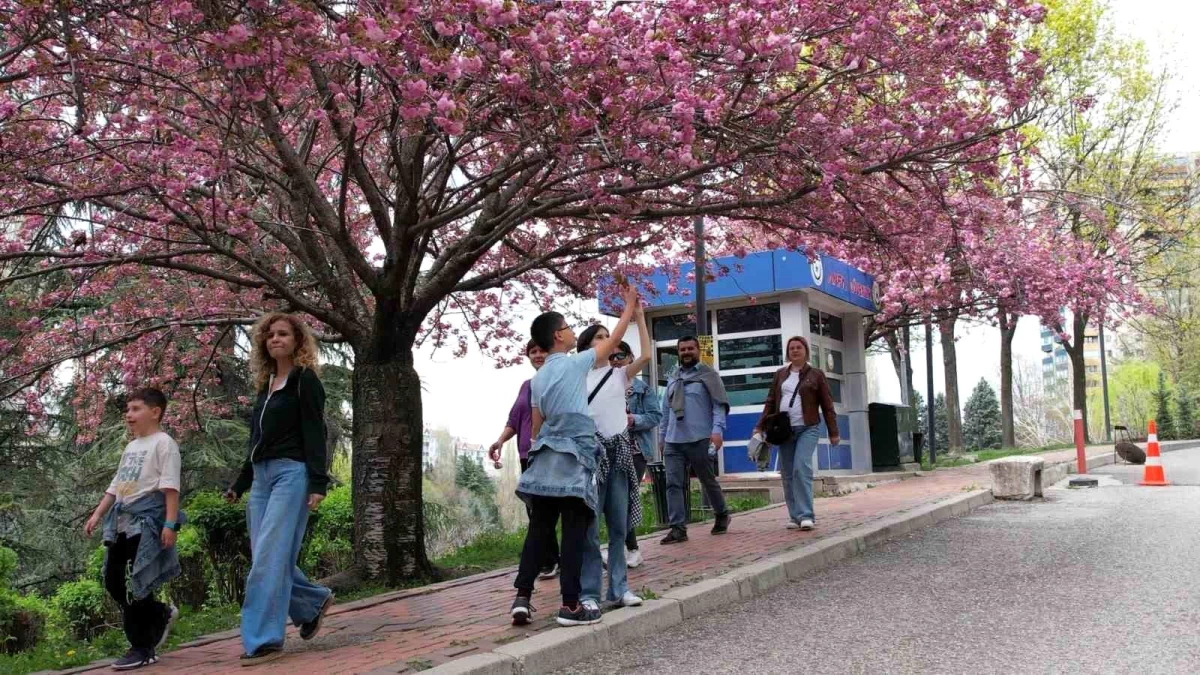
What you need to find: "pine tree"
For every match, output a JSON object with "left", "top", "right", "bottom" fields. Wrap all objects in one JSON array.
[
  {"left": 1175, "top": 385, "right": 1194, "bottom": 440},
  {"left": 1153, "top": 371, "right": 1176, "bottom": 441},
  {"left": 934, "top": 393, "right": 950, "bottom": 453},
  {"left": 963, "top": 378, "right": 1002, "bottom": 450}
]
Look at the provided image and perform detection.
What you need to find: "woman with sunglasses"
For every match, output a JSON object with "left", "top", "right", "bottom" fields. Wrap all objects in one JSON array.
[{"left": 576, "top": 308, "right": 652, "bottom": 610}]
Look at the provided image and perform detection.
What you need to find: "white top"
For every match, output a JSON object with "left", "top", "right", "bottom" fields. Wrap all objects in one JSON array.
[
  {"left": 106, "top": 431, "right": 182, "bottom": 534},
  {"left": 780, "top": 369, "right": 806, "bottom": 428},
  {"left": 586, "top": 366, "right": 630, "bottom": 438}
]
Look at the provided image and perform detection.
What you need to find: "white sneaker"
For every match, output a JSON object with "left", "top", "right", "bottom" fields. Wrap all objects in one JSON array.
[
  {"left": 620, "top": 591, "right": 643, "bottom": 607},
  {"left": 786, "top": 521, "right": 801, "bottom": 530},
  {"left": 799, "top": 519, "right": 815, "bottom": 531},
  {"left": 626, "top": 548, "right": 643, "bottom": 568},
  {"left": 581, "top": 598, "right": 601, "bottom": 612}
]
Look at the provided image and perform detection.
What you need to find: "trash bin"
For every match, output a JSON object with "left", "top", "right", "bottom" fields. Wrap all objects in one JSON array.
[{"left": 648, "top": 461, "right": 691, "bottom": 526}]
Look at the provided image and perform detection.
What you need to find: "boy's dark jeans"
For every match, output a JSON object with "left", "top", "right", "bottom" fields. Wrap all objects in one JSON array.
[
  {"left": 520, "top": 458, "right": 560, "bottom": 569},
  {"left": 515, "top": 496, "right": 592, "bottom": 606},
  {"left": 625, "top": 453, "right": 648, "bottom": 550},
  {"left": 104, "top": 533, "right": 168, "bottom": 650}
]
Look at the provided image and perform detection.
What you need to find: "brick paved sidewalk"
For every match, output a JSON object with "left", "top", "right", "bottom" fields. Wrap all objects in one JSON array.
[{"left": 53, "top": 445, "right": 1121, "bottom": 675}]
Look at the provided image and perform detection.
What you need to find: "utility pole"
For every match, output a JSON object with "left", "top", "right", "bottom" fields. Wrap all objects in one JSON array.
[
  {"left": 1099, "top": 325, "right": 1112, "bottom": 442},
  {"left": 694, "top": 214, "right": 707, "bottom": 336},
  {"left": 926, "top": 319, "right": 936, "bottom": 465}
]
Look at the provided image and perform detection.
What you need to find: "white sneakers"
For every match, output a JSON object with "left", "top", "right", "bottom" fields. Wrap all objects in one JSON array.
[
  {"left": 620, "top": 591, "right": 643, "bottom": 607},
  {"left": 786, "top": 521, "right": 802, "bottom": 530},
  {"left": 626, "top": 548, "right": 643, "bottom": 568},
  {"left": 799, "top": 519, "right": 815, "bottom": 531}
]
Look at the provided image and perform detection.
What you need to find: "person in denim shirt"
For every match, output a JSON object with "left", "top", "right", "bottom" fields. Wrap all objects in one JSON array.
[
  {"left": 611, "top": 341, "right": 661, "bottom": 568},
  {"left": 510, "top": 284, "right": 640, "bottom": 628},
  {"left": 658, "top": 335, "right": 731, "bottom": 544}
]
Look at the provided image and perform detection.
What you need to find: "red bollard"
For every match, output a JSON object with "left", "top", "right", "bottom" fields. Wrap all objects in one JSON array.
[{"left": 1073, "top": 409, "right": 1087, "bottom": 474}]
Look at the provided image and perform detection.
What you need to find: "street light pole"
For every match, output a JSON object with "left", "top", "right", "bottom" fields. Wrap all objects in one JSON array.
[
  {"left": 694, "top": 213, "right": 707, "bottom": 336},
  {"left": 1099, "top": 325, "right": 1112, "bottom": 442}
]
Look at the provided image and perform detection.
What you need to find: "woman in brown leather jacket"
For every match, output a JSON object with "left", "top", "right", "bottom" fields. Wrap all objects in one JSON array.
[{"left": 753, "top": 336, "right": 840, "bottom": 531}]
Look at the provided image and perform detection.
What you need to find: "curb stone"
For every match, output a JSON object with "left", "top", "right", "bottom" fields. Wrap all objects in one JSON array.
[{"left": 422, "top": 489, "right": 993, "bottom": 675}]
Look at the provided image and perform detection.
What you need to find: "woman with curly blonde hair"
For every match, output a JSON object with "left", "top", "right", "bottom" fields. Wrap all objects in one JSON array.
[{"left": 224, "top": 312, "right": 334, "bottom": 665}]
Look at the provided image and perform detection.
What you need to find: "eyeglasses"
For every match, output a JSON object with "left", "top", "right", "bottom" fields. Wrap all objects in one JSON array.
[
  {"left": 609, "top": 353, "right": 628, "bottom": 361},
  {"left": 554, "top": 325, "right": 570, "bottom": 333}
]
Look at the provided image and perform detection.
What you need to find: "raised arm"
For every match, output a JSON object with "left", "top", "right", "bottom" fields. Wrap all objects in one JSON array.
[
  {"left": 624, "top": 306, "right": 653, "bottom": 380},
  {"left": 593, "top": 283, "right": 640, "bottom": 366}
]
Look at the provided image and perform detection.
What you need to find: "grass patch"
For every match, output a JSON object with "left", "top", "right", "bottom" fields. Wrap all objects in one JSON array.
[
  {"left": 433, "top": 529, "right": 526, "bottom": 573},
  {"left": 973, "top": 444, "right": 1071, "bottom": 462}
]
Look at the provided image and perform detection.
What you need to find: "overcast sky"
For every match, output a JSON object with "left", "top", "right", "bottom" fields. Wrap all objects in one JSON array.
[{"left": 416, "top": 0, "right": 1200, "bottom": 444}]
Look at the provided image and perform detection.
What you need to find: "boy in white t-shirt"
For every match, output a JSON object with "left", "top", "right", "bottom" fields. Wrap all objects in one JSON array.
[{"left": 84, "top": 388, "right": 183, "bottom": 671}]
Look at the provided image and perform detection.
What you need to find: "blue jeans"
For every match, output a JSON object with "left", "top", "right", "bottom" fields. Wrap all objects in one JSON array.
[
  {"left": 241, "top": 459, "right": 331, "bottom": 654},
  {"left": 581, "top": 468, "right": 631, "bottom": 603},
  {"left": 778, "top": 426, "right": 819, "bottom": 523}
]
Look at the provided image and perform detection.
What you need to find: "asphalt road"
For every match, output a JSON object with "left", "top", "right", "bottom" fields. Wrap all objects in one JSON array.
[{"left": 559, "top": 447, "right": 1200, "bottom": 675}]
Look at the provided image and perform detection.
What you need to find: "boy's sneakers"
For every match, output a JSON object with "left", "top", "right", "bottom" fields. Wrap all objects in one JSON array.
[
  {"left": 556, "top": 603, "right": 602, "bottom": 626},
  {"left": 112, "top": 648, "right": 157, "bottom": 670},
  {"left": 786, "top": 521, "right": 802, "bottom": 530},
  {"left": 538, "top": 563, "right": 559, "bottom": 580},
  {"left": 510, "top": 597, "right": 534, "bottom": 626},
  {"left": 620, "top": 591, "right": 643, "bottom": 607},
  {"left": 153, "top": 603, "right": 179, "bottom": 650},
  {"left": 300, "top": 593, "right": 334, "bottom": 640},
  {"left": 239, "top": 644, "right": 284, "bottom": 667},
  {"left": 659, "top": 528, "right": 688, "bottom": 545},
  {"left": 799, "top": 518, "right": 815, "bottom": 531},
  {"left": 626, "top": 547, "right": 643, "bottom": 568}
]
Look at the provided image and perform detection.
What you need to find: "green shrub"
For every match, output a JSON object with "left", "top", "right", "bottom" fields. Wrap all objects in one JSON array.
[
  {"left": 0, "top": 590, "right": 48, "bottom": 654},
  {"left": 300, "top": 486, "right": 353, "bottom": 579},
  {"left": 170, "top": 527, "right": 209, "bottom": 610},
  {"left": 51, "top": 580, "right": 111, "bottom": 640},
  {"left": 0, "top": 547, "right": 17, "bottom": 588},
  {"left": 185, "top": 490, "right": 250, "bottom": 605}
]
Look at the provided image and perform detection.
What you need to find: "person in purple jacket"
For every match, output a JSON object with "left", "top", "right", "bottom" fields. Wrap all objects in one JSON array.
[{"left": 490, "top": 339, "right": 557, "bottom": 577}]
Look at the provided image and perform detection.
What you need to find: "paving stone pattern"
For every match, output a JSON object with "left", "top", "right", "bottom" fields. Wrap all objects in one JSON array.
[{"left": 52, "top": 447, "right": 1106, "bottom": 675}]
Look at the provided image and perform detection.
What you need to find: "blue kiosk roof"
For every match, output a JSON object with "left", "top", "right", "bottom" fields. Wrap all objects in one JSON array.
[{"left": 600, "top": 249, "right": 878, "bottom": 316}]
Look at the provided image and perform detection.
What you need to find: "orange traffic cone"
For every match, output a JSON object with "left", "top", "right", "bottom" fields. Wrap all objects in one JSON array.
[{"left": 1139, "top": 420, "right": 1170, "bottom": 486}]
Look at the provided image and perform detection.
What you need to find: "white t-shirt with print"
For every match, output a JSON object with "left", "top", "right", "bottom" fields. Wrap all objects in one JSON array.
[
  {"left": 586, "top": 366, "right": 630, "bottom": 439},
  {"left": 106, "top": 431, "right": 181, "bottom": 533},
  {"left": 781, "top": 370, "right": 807, "bottom": 428}
]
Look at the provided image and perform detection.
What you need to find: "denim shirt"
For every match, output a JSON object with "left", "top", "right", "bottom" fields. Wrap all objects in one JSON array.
[
  {"left": 517, "top": 350, "right": 601, "bottom": 513},
  {"left": 627, "top": 377, "right": 663, "bottom": 460},
  {"left": 659, "top": 365, "right": 728, "bottom": 445},
  {"left": 101, "top": 491, "right": 187, "bottom": 600}
]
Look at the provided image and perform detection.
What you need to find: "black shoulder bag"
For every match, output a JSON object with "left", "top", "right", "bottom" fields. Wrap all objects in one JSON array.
[
  {"left": 763, "top": 369, "right": 805, "bottom": 446},
  {"left": 588, "top": 367, "right": 616, "bottom": 405}
]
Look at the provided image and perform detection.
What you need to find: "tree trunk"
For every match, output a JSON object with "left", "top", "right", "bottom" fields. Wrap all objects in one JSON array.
[
  {"left": 884, "top": 329, "right": 913, "bottom": 404},
  {"left": 939, "top": 316, "right": 964, "bottom": 453},
  {"left": 998, "top": 310, "right": 1017, "bottom": 449},
  {"left": 349, "top": 344, "right": 436, "bottom": 585},
  {"left": 1068, "top": 311, "right": 1091, "bottom": 444}
]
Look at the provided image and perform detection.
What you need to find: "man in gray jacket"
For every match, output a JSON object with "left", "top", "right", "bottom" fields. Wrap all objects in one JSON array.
[{"left": 658, "top": 336, "right": 730, "bottom": 544}]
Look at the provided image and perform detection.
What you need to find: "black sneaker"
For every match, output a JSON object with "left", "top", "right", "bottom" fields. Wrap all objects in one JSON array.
[
  {"left": 299, "top": 593, "right": 334, "bottom": 640},
  {"left": 239, "top": 644, "right": 284, "bottom": 667},
  {"left": 711, "top": 512, "right": 731, "bottom": 535},
  {"left": 153, "top": 603, "right": 179, "bottom": 650},
  {"left": 556, "top": 603, "right": 602, "bottom": 627},
  {"left": 510, "top": 596, "right": 534, "bottom": 626},
  {"left": 537, "top": 563, "right": 559, "bottom": 580},
  {"left": 111, "top": 648, "right": 157, "bottom": 670},
  {"left": 659, "top": 528, "right": 688, "bottom": 545}
]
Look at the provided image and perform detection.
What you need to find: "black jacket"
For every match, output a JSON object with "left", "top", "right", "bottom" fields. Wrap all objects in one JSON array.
[{"left": 230, "top": 366, "right": 330, "bottom": 496}]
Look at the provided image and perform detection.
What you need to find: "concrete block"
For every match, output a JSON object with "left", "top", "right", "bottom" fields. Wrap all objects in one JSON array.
[
  {"left": 415, "top": 654, "right": 516, "bottom": 675},
  {"left": 719, "top": 559, "right": 788, "bottom": 600},
  {"left": 990, "top": 456, "right": 1046, "bottom": 500},
  {"left": 602, "top": 599, "right": 683, "bottom": 647},
  {"left": 660, "top": 577, "right": 742, "bottom": 620},
  {"left": 493, "top": 624, "right": 609, "bottom": 675}
]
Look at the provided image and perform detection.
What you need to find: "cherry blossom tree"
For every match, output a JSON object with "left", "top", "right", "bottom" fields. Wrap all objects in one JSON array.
[{"left": 1, "top": 0, "right": 1047, "bottom": 582}]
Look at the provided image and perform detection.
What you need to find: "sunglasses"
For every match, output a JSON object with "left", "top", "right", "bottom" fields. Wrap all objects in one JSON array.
[{"left": 609, "top": 353, "right": 629, "bottom": 361}]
